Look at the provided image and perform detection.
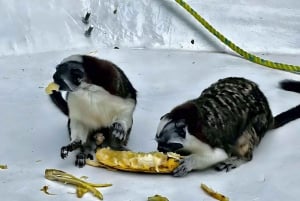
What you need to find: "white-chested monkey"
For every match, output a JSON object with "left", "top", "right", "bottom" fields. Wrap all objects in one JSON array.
[{"left": 49, "top": 55, "right": 137, "bottom": 167}]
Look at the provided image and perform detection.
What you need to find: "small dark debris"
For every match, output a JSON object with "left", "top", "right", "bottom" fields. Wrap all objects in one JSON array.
[
  {"left": 114, "top": 47, "right": 119, "bottom": 49},
  {"left": 84, "top": 25, "right": 94, "bottom": 37},
  {"left": 113, "top": 9, "right": 117, "bottom": 14},
  {"left": 192, "top": 61, "right": 195, "bottom": 64},
  {"left": 82, "top": 12, "right": 91, "bottom": 24},
  {"left": 38, "top": 86, "right": 43, "bottom": 89},
  {"left": 191, "top": 39, "right": 194, "bottom": 44}
]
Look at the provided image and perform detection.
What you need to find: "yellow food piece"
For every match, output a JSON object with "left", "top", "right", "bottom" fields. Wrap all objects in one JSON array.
[
  {"left": 45, "top": 169, "right": 112, "bottom": 200},
  {"left": 40, "top": 185, "right": 56, "bottom": 195},
  {"left": 94, "top": 148, "right": 181, "bottom": 173},
  {"left": 0, "top": 164, "right": 7, "bottom": 169},
  {"left": 201, "top": 183, "right": 229, "bottom": 201},
  {"left": 148, "top": 194, "right": 169, "bottom": 201},
  {"left": 45, "top": 82, "right": 59, "bottom": 94}
]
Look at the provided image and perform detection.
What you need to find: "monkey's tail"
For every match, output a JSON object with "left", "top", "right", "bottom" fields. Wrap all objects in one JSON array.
[
  {"left": 280, "top": 79, "right": 300, "bottom": 93},
  {"left": 273, "top": 79, "right": 300, "bottom": 128},
  {"left": 49, "top": 91, "right": 69, "bottom": 116},
  {"left": 274, "top": 105, "right": 300, "bottom": 128}
]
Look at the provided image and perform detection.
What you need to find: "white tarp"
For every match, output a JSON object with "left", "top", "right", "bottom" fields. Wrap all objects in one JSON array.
[{"left": 0, "top": 1, "right": 300, "bottom": 201}]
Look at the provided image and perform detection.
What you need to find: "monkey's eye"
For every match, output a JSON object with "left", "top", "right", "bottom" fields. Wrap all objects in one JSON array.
[
  {"left": 70, "top": 68, "right": 84, "bottom": 85},
  {"left": 178, "top": 130, "right": 186, "bottom": 138}
]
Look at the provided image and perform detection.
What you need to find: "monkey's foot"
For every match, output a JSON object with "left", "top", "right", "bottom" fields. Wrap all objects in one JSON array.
[
  {"left": 214, "top": 157, "right": 245, "bottom": 172},
  {"left": 75, "top": 152, "right": 93, "bottom": 168},
  {"left": 111, "top": 122, "right": 126, "bottom": 141},
  {"left": 172, "top": 158, "right": 192, "bottom": 177},
  {"left": 60, "top": 140, "right": 82, "bottom": 159}
]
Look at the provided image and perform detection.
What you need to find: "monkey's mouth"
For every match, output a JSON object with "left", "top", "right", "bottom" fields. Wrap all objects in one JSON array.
[{"left": 157, "top": 143, "right": 183, "bottom": 153}]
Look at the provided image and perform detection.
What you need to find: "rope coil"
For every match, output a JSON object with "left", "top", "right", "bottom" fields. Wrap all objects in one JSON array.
[{"left": 174, "top": 0, "right": 300, "bottom": 73}]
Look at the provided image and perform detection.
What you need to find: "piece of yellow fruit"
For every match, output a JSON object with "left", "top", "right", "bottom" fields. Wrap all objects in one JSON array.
[
  {"left": 45, "top": 82, "right": 59, "bottom": 95},
  {"left": 93, "top": 148, "right": 181, "bottom": 173},
  {"left": 200, "top": 183, "right": 229, "bottom": 201},
  {"left": 148, "top": 194, "right": 169, "bottom": 201},
  {"left": 45, "top": 169, "right": 112, "bottom": 200}
]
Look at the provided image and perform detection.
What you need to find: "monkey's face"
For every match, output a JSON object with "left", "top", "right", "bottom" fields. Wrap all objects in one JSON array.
[
  {"left": 53, "top": 60, "right": 85, "bottom": 92},
  {"left": 155, "top": 116, "right": 186, "bottom": 153}
]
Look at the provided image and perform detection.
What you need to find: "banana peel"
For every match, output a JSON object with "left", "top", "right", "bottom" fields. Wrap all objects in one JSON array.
[
  {"left": 87, "top": 148, "right": 181, "bottom": 174},
  {"left": 44, "top": 169, "right": 112, "bottom": 200}
]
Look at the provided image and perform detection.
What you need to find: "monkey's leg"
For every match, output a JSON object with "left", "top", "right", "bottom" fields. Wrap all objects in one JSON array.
[
  {"left": 65, "top": 119, "right": 91, "bottom": 167},
  {"left": 215, "top": 127, "right": 259, "bottom": 172}
]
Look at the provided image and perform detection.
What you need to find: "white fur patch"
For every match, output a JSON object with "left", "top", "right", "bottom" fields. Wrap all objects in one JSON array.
[
  {"left": 182, "top": 133, "right": 228, "bottom": 170},
  {"left": 67, "top": 83, "right": 136, "bottom": 143},
  {"left": 156, "top": 117, "right": 171, "bottom": 137},
  {"left": 61, "top": 54, "right": 83, "bottom": 64}
]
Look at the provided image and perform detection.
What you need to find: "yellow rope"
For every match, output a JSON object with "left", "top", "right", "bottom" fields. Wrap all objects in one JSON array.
[{"left": 174, "top": 0, "right": 300, "bottom": 73}]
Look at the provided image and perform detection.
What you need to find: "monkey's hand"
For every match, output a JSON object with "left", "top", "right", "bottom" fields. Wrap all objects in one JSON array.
[
  {"left": 172, "top": 157, "right": 193, "bottom": 177},
  {"left": 110, "top": 122, "right": 127, "bottom": 141}
]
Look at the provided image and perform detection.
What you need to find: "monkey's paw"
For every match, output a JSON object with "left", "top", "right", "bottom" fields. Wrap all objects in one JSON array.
[
  {"left": 214, "top": 162, "right": 237, "bottom": 172},
  {"left": 75, "top": 152, "right": 93, "bottom": 168},
  {"left": 172, "top": 158, "right": 192, "bottom": 177},
  {"left": 111, "top": 122, "right": 126, "bottom": 141},
  {"left": 60, "top": 140, "right": 82, "bottom": 159}
]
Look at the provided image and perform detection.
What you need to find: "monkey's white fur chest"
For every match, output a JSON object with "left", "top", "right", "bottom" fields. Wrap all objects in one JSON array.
[{"left": 67, "top": 85, "right": 135, "bottom": 131}]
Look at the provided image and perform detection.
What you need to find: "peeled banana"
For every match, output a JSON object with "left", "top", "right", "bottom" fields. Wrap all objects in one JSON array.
[{"left": 88, "top": 148, "right": 181, "bottom": 173}]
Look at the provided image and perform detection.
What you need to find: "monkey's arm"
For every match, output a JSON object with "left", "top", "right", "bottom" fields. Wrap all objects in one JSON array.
[{"left": 173, "top": 148, "right": 228, "bottom": 177}]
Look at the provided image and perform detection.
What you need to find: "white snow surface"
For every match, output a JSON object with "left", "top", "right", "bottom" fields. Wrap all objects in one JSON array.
[{"left": 0, "top": 0, "right": 300, "bottom": 201}]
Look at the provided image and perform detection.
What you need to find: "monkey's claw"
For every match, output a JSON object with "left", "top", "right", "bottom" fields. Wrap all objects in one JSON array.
[
  {"left": 172, "top": 159, "right": 192, "bottom": 177},
  {"left": 214, "top": 162, "right": 237, "bottom": 172},
  {"left": 111, "top": 122, "right": 126, "bottom": 141}
]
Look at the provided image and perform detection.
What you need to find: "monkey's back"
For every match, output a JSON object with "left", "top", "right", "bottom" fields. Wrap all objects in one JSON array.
[{"left": 194, "top": 77, "right": 273, "bottom": 152}]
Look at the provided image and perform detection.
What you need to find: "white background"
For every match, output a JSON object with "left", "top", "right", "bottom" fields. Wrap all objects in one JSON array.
[{"left": 0, "top": 0, "right": 300, "bottom": 201}]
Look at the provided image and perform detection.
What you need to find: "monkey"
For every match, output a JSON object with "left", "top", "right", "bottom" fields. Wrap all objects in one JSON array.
[
  {"left": 155, "top": 77, "right": 300, "bottom": 177},
  {"left": 49, "top": 54, "right": 137, "bottom": 167}
]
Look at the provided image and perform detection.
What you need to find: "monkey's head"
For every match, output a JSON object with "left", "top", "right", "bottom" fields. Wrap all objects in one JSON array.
[
  {"left": 155, "top": 102, "right": 200, "bottom": 154},
  {"left": 53, "top": 55, "right": 85, "bottom": 92},
  {"left": 155, "top": 114, "right": 187, "bottom": 153}
]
